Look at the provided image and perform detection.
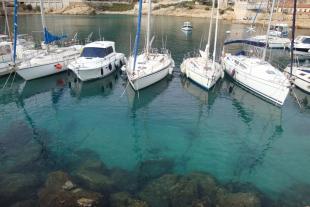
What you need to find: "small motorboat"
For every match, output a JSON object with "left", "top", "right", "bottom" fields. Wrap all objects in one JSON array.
[
  {"left": 284, "top": 60, "right": 310, "bottom": 94},
  {"left": 181, "top": 22, "right": 193, "bottom": 32},
  {"left": 68, "top": 41, "right": 125, "bottom": 81},
  {"left": 292, "top": 36, "right": 310, "bottom": 57},
  {"left": 247, "top": 23, "right": 290, "bottom": 49},
  {"left": 248, "top": 35, "right": 290, "bottom": 49}
]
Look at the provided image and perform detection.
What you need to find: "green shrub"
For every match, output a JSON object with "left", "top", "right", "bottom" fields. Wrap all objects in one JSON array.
[
  {"left": 219, "top": 9, "right": 224, "bottom": 14},
  {"left": 204, "top": 6, "right": 210, "bottom": 10}
]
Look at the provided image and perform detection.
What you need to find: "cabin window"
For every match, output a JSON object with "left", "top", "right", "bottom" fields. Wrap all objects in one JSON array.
[
  {"left": 81, "top": 46, "right": 113, "bottom": 58},
  {"left": 302, "top": 38, "right": 310, "bottom": 44}
]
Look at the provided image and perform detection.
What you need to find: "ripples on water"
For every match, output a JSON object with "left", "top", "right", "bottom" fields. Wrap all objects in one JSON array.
[{"left": 0, "top": 15, "right": 310, "bottom": 206}]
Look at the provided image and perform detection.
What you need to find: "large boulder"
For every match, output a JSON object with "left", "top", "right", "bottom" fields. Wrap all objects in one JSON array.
[
  {"left": 0, "top": 173, "right": 41, "bottom": 206},
  {"left": 110, "top": 192, "right": 148, "bottom": 207},
  {"left": 139, "top": 172, "right": 261, "bottom": 207},
  {"left": 38, "top": 171, "right": 104, "bottom": 207},
  {"left": 109, "top": 167, "right": 138, "bottom": 192},
  {"left": 216, "top": 188, "right": 261, "bottom": 207},
  {"left": 135, "top": 158, "right": 175, "bottom": 187}
]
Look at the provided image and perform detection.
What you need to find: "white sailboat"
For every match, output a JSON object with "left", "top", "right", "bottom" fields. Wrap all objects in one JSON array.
[
  {"left": 222, "top": 0, "right": 290, "bottom": 106},
  {"left": 68, "top": 41, "right": 125, "bottom": 81},
  {"left": 16, "top": 0, "right": 83, "bottom": 81},
  {"left": 123, "top": 0, "right": 174, "bottom": 90},
  {"left": 0, "top": 1, "right": 40, "bottom": 77},
  {"left": 180, "top": 0, "right": 223, "bottom": 90}
]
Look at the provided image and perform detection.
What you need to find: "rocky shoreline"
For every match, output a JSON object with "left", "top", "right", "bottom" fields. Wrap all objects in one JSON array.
[
  {"left": 44, "top": 2, "right": 310, "bottom": 29},
  {"left": 1, "top": 121, "right": 310, "bottom": 207}
]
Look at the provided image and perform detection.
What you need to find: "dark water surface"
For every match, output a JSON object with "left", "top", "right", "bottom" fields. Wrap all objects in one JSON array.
[{"left": 0, "top": 14, "right": 310, "bottom": 206}]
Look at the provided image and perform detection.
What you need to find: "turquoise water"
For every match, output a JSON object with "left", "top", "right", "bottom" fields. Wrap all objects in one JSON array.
[{"left": 1, "top": 14, "right": 310, "bottom": 206}]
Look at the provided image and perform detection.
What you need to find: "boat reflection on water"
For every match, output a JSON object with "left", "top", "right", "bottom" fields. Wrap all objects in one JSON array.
[
  {"left": 181, "top": 30, "right": 192, "bottom": 40},
  {"left": 222, "top": 79, "right": 285, "bottom": 177},
  {"left": 180, "top": 76, "right": 221, "bottom": 107},
  {"left": 125, "top": 76, "right": 171, "bottom": 111},
  {"left": 19, "top": 72, "right": 68, "bottom": 100},
  {"left": 68, "top": 70, "right": 119, "bottom": 99},
  {"left": 222, "top": 79, "right": 282, "bottom": 124},
  {"left": 293, "top": 87, "right": 310, "bottom": 111}
]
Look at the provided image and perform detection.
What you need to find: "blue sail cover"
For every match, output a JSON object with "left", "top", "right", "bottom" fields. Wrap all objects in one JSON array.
[
  {"left": 132, "top": 0, "right": 143, "bottom": 72},
  {"left": 44, "top": 28, "right": 67, "bottom": 44},
  {"left": 224, "top": 39, "right": 267, "bottom": 47}
]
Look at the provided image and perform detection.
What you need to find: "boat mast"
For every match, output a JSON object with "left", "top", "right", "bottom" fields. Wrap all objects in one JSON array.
[
  {"left": 133, "top": 0, "right": 143, "bottom": 72},
  {"left": 39, "top": 0, "right": 47, "bottom": 30},
  {"left": 290, "top": 0, "right": 297, "bottom": 75},
  {"left": 262, "top": 0, "right": 276, "bottom": 60},
  {"left": 146, "top": 0, "right": 151, "bottom": 55},
  {"left": 212, "top": 0, "right": 219, "bottom": 68},
  {"left": 13, "top": 0, "right": 18, "bottom": 64},
  {"left": 206, "top": 0, "right": 215, "bottom": 59},
  {"left": 2, "top": 0, "right": 11, "bottom": 40}
]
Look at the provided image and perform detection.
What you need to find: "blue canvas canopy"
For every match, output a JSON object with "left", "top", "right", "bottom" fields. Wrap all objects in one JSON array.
[
  {"left": 224, "top": 39, "right": 267, "bottom": 48},
  {"left": 44, "top": 28, "right": 67, "bottom": 44}
]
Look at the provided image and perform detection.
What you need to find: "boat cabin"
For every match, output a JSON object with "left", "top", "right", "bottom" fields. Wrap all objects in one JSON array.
[
  {"left": 269, "top": 23, "right": 289, "bottom": 38},
  {"left": 295, "top": 36, "right": 310, "bottom": 44},
  {"left": 81, "top": 41, "right": 115, "bottom": 58},
  {"left": 181, "top": 22, "right": 193, "bottom": 31}
]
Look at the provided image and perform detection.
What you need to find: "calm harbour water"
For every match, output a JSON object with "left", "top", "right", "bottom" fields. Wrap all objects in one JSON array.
[{"left": 0, "top": 14, "right": 310, "bottom": 206}]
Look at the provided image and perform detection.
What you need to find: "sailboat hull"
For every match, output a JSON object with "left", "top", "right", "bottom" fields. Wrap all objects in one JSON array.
[
  {"left": 126, "top": 53, "right": 174, "bottom": 91},
  {"left": 128, "top": 63, "right": 173, "bottom": 90},
  {"left": 222, "top": 55, "right": 290, "bottom": 106},
  {"left": 181, "top": 57, "right": 223, "bottom": 90},
  {"left": 284, "top": 67, "right": 310, "bottom": 93},
  {"left": 17, "top": 60, "right": 69, "bottom": 81}
]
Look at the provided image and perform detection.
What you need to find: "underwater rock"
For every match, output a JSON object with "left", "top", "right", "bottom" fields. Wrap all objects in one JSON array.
[
  {"left": 72, "top": 168, "right": 114, "bottom": 192},
  {"left": 70, "top": 149, "right": 115, "bottom": 192},
  {"left": 135, "top": 158, "right": 175, "bottom": 186},
  {"left": 109, "top": 167, "right": 138, "bottom": 192},
  {"left": 9, "top": 199, "right": 39, "bottom": 207},
  {"left": 139, "top": 174, "right": 180, "bottom": 207},
  {"left": 275, "top": 183, "right": 310, "bottom": 207},
  {"left": 216, "top": 188, "right": 261, "bottom": 207},
  {"left": 67, "top": 148, "right": 108, "bottom": 172},
  {"left": 0, "top": 173, "right": 41, "bottom": 206},
  {"left": 139, "top": 172, "right": 261, "bottom": 207},
  {"left": 77, "top": 198, "right": 97, "bottom": 207},
  {"left": 110, "top": 192, "right": 148, "bottom": 207},
  {"left": 38, "top": 171, "right": 104, "bottom": 207},
  {"left": 62, "top": 180, "right": 76, "bottom": 191},
  {"left": 0, "top": 121, "right": 53, "bottom": 173}
]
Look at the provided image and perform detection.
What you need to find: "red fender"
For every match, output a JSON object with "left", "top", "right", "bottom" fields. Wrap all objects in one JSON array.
[{"left": 54, "top": 63, "right": 63, "bottom": 71}]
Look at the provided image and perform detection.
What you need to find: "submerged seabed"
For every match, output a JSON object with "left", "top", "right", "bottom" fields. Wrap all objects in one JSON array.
[{"left": 0, "top": 69, "right": 309, "bottom": 207}]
